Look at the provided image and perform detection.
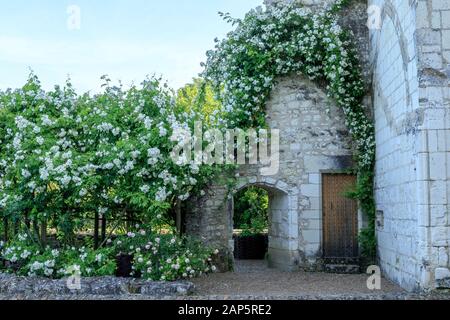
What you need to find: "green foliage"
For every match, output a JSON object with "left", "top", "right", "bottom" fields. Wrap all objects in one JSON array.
[
  {"left": 0, "top": 0, "right": 377, "bottom": 267},
  {"left": 346, "top": 169, "right": 376, "bottom": 259},
  {"left": 176, "top": 79, "right": 221, "bottom": 125},
  {"left": 234, "top": 187, "right": 268, "bottom": 236},
  {"left": 0, "top": 73, "right": 219, "bottom": 245},
  {"left": 0, "top": 227, "right": 217, "bottom": 281},
  {"left": 126, "top": 231, "right": 217, "bottom": 281},
  {"left": 1, "top": 233, "right": 117, "bottom": 278}
]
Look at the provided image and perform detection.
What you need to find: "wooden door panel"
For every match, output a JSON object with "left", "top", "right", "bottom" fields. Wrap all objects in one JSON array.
[{"left": 322, "top": 174, "right": 358, "bottom": 258}]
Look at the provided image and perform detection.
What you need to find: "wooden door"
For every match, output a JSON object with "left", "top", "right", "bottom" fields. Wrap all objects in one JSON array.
[{"left": 322, "top": 174, "right": 358, "bottom": 258}]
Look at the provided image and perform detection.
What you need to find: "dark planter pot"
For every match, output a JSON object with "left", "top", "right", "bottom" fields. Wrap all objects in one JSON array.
[
  {"left": 115, "top": 254, "right": 134, "bottom": 278},
  {"left": 234, "top": 234, "right": 268, "bottom": 260}
]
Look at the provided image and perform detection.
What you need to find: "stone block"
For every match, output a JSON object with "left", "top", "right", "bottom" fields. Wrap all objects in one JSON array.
[
  {"left": 430, "top": 205, "right": 448, "bottom": 226},
  {"left": 442, "top": 10, "right": 450, "bottom": 29},
  {"left": 309, "top": 197, "right": 320, "bottom": 210},
  {"left": 437, "top": 130, "right": 448, "bottom": 152},
  {"left": 302, "top": 210, "right": 320, "bottom": 219},
  {"left": 275, "top": 180, "right": 289, "bottom": 191},
  {"left": 301, "top": 229, "right": 321, "bottom": 244},
  {"left": 309, "top": 173, "right": 320, "bottom": 184},
  {"left": 416, "top": 153, "right": 430, "bottom": 181},
  {"left": 422, "top": 52, "right": 443, "bottom": 69},
  {"left": 417, "top": 1, "right": 429, "bottom": 29},
  {"left": 416, "top": 130, "right": 429, "bottom": 153},
  {"left": 288, "top": 239, "right": 299, "bottom": 251},
  {"left": 417, "top": 29, "right": 442, "bottom": 45},
  {"left": 418, "top": 204, "right": 431, "bottom": 227},
  {"left": 438, "top": 247, "right": 449, "bottom": 266},
  {"left": 443, "top": 30, "right": 450, "bottom": 50},
  {"left": 290, "top": 143, "right": 301, "bottom": 152},
  {"left": 289, "top": 210, "right": 298, "bottom": 225},
  {"left": 430, "top": 181, "right": 447, "bottom": 204},
  {"left": 306, "top": 219, "right": 321, "bottom": 230},
  {"left": 267, "top": 248, "right": 298, "bottom": 271},
  {"left": 435, "top": 267, "right": 450, "bottom": 289},
  {"left": 431, "top": 226, "right": 450, "bottom": 246},
  {"left": 433, "top": 0, "right": 450, "bottom": 11},
  {"left": 288, "top": 196, "right": 298, "bottom": 209},
  {"left": 417, "top": 180, "right": 431, "bottom": 205},
  {"left": 288, "top": 223, "right": 299, "bottom": 238},
  {"left": 304, "top": 243, "right": 320, "bottom": 256},
  {"left": 444, "top": 50, "right": 450, "bottom": 64},
  {"left": 424, "top": 108, "right": 446, "bottom": 129},
  {"left": 429, "top": 152, "right": 447, "bottom": 180},
  {"left": 301, "top": 184, "right": 320, "bottom": 197}
]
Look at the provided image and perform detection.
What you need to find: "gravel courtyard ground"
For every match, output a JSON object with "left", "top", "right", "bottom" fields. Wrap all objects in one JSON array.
[
  {"left": 1, "top": 260, "right": 449, "bottom": 300},
  {"left": 189, "top": 260, "right": 410, "bottom": 300}
]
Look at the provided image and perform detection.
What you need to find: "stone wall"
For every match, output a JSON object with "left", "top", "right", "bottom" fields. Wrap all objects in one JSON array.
[
  {"left": 185, "top": 75, "right": 355, "bottom": 271},
  {"left": 370, "top": 0, "right": 450, "bottom": 291},
  {"left": 370, "top": 0, "right": 422, "bottom": 292},
  {"left": 415, "top": 0, "right": 450, "bottom": 290},
  {"left": 0, "top": 273, "right": 194, "bottom": 297},
  {"left": 416, "top": 0, "right": 450, "bottom": 291}
]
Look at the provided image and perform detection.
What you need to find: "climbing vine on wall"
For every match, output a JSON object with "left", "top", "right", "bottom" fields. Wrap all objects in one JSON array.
[{"left": 202, "top": 0, "right": 376, "bottom": 259}]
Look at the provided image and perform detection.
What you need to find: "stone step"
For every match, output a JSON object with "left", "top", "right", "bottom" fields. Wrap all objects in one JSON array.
[{"left": 324, "top": 264, "right": 361, "bottom": 274}]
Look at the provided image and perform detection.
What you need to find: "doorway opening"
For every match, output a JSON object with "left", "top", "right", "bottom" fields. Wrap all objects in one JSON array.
[
  {"left": 230, "top": 182, "right": 296, "bottom": 271},
  {"left": 233, "top": 186, "right": 269, "bottom": 260}
]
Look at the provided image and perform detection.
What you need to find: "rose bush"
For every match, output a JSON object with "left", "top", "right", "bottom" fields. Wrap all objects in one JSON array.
[
  {"left": 0, "top": 74, "right": 219, "bottom": 245},
  {"left": 117, "top": 229, "right": 217, "bottom": 281},
  {"left": 0, "top": 0, "right": 377, "bottom": 274},
  {"left": 0, "top": 232, "right": 116, "bottom": 278},
  {"left": 0, "top": 227, "right": 217, "bottom": 281}
]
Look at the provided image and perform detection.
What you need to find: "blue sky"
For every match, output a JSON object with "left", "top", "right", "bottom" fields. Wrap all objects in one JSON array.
[{"left": 0, "top": 0, "right": 263, "bottom": 93}]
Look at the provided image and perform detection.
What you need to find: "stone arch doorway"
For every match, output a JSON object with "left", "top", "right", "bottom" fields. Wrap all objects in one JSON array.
[
  {"left": 230, "top": 180, "right": 298, "bottom": 271},
  {"left": 183, "top": 75, "right": 359, "bottom": 272}
]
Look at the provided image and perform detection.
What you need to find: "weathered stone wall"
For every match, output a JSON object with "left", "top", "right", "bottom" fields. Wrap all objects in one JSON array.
[
  {"left": 185, "top": 75, "right": 355, "bottom": 271},
  {"left": 370, "top": 0, "right": 450, "bottom": 291},
  {"left": 370, "top": 0, "right": 422, "bottom": 292},
  {"left": 0, "top": 273, "right": 194, "bottom": 297},
  {"left": 415, "top": 0, "right": 450, "bottom": 291},
  {"left": 415, "top": 0, "right": 450, "bottom": 290}
]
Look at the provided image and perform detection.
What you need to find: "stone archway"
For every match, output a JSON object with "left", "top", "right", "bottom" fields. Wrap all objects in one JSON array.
[
  {"left": 184, "top": 75, "right": 359, "bottom": 272},
  {"left": 231, "top": 179, "right": 299, "bottom": 271}
]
